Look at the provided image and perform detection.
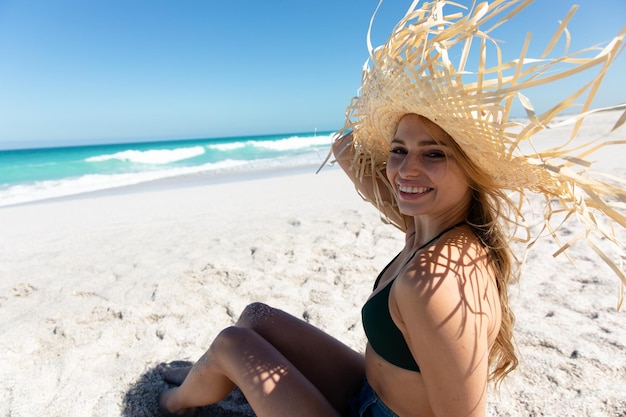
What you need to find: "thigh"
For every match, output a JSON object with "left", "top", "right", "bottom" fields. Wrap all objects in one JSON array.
[
  {"left": 210, "top": 326, "right": 343, "bottom": 417},
  {"left": 238, "top": 303, "right": 365, "bottom": 413}
]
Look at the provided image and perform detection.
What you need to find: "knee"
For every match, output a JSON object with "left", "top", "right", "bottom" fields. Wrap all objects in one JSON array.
[
  {"left": 209, "top": 326, "right": 257, "bottom": 358},
  {"left": 213, "top": 326, "right": 253, "bottom": 351},
  {"left": 237, "top": 302, "right": 275, "bottom": 328}
]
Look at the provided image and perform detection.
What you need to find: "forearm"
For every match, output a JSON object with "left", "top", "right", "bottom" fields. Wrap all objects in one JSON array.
[
  {"left": 331, "top": 132, "right": 356, "bottom": 174},
  {"left": 331, "top": 132, "right": 406, "bottom": 230}
]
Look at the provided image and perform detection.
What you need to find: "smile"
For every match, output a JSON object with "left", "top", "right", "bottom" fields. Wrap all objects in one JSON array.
[{"left": 398, "top": 185, "right": 432, "bottom": 194}]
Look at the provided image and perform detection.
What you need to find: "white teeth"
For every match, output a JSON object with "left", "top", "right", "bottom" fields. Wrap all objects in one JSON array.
[{"left": 398, "top": 185, "right": 430, "bottom": 194}]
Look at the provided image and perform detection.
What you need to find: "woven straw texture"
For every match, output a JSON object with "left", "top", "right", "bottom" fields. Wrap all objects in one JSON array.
[{"left": 340, "top": 0, "right": 626, "bottom": 306}]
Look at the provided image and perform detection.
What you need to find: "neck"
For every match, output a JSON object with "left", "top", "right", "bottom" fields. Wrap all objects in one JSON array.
[{"left": 406, "top": 216, "right": 467, "bottom": 250}]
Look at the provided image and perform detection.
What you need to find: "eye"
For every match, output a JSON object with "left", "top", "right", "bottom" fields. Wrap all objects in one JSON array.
[
  {"left": 424, "top": 149, "right": 447, "bottom": 159},
  {"left": 390, "top": 146, "right": 407, "bottom": 155}
]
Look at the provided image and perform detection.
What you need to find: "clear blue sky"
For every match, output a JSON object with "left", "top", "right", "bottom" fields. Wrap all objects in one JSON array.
[{"left": 0, "top": 0, "right": 624, "bottom": 149}]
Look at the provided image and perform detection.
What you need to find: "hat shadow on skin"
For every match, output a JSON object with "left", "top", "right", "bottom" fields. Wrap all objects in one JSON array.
[{"left": 122, "top": 361, "right": 253, "bottom": 417}]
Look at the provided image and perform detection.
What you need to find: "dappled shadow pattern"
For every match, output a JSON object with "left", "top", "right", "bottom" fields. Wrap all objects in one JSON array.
[{"left": 122, "top": 361, "right": 254, "bottom": 417}]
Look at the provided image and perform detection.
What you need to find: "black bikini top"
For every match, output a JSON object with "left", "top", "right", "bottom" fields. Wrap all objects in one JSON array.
[{"left": 361, "top": 222, "right": 466, "bottom": 372}]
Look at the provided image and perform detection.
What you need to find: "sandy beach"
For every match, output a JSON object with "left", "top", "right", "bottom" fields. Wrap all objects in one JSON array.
[{"left": 1, "top": 114, "right": 625, "bottom": 416}]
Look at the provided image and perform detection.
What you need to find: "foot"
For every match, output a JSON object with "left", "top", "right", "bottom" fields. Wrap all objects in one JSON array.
[
  {"left": 158, "top": 389, "right": 199, "bottom": 417},
  {"left": 157, "top": 363, "right": 192, "bottom": 386}
]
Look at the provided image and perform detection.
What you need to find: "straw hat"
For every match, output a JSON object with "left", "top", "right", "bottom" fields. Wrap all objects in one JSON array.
[{"left": 338, "top": 0, "right": 626, "bottom": 305}]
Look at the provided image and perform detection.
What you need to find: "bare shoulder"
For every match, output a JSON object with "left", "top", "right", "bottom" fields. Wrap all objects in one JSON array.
[{"left": 394, "top": 226, "right": 499, "bottom": 319}]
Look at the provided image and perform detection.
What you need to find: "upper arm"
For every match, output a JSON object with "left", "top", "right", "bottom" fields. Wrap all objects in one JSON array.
[
  {"left": 332, "top": 133, "right": 407, "bottom": 229},
  {"left": 393, "top": 244, "right": 497, "bottom": 417}
]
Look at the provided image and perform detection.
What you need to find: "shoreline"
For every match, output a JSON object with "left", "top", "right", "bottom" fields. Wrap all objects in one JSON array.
[{"left": 1, "top": 162, "right": 335, "bottom": 209}]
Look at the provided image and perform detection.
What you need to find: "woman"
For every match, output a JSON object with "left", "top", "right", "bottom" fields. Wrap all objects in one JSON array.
[
  {"left": 158, "top": 115, "right": 516, "bottom": 417},
  {"left": 331, "top": 113, "right": 519, "bottom": 417},
  {"left": 158, "top": 1, "right": 625, "bottom": 416},
  {"left": 157, "top": 112, "right": 516, "bottom": 417}
]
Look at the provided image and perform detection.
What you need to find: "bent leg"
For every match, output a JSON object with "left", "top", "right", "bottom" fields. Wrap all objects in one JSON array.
[
  {"left": 236, "top": 302, "right": 365, "bottom": 413},
  {"left": 160, "top": 326, "right": 342, "bottom": 417},
  {"left": 160, "top": 302, "right": 365, "bottom": 415}
]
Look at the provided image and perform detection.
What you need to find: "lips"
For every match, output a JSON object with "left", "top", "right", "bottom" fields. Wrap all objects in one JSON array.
[{"left": 398, "top": 185, "right": 432, "bottom": 194}]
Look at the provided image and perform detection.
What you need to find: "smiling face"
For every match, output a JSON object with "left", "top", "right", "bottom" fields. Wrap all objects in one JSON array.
[{"left": 386, "top": 114, "right": 472, "bottom": 221}]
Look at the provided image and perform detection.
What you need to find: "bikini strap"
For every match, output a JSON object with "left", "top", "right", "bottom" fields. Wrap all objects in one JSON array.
[
  {"left": 372, "top": 221, "right": 466, "bottom": 290},
  {"left": 415, "top": 221, "right": 466, "bottom": 252},
  {"left": 373, "top": 252, "right": 402, "bottom": 290}
]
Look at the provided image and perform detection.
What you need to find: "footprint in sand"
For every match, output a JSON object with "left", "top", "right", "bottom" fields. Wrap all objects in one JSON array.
[{"left": 12, "top": 282, "right": 36, "bottom": 297}]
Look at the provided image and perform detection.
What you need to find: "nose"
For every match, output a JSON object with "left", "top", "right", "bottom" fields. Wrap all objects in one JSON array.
[{"left": 398, "top": 154, "right": 422, "bottom": 178}]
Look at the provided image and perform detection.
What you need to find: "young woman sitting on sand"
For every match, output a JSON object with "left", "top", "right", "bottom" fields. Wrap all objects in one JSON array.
[
  {"left": 157, "top": 1, "right": 625, "bottom": 416},
  {"left": 157, "top": 110, "right": 515, "bottom": 417}
]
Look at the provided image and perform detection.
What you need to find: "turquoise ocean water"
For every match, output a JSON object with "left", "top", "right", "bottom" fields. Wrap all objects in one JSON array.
[{"left": 0, "top": 131, "right": 335, "bottom": 207}]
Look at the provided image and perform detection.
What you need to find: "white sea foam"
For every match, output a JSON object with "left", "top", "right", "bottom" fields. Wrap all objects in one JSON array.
[
  {"left": 206, "top": 135, "right": 332, "bottom": 153},
  {"left": 0, "top": 152, "right": 326, "bottom": 207},
  {"left": 86, "top": 146, "right": 206, "bottom": 164},
  {"left": 251, "top": 135, "right": 333, "bottom": 151},
  {"left": 0, "top": 159, "right": 245, "bottom": 207},
  {"left": 207, "top": 142, "right": 246, "bottom": 151}
]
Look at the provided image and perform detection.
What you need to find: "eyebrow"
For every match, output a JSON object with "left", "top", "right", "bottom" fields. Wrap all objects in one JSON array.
[{"left": 391, "top": 138, "right": 448, "bottom": 147}]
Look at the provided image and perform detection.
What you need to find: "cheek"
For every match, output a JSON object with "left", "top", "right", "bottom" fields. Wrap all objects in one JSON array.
[
  {"left": 447, "top": 167, "right": 472, "bottom": 193},
  {"left": 419, "top": 159, "right": 456, "bottom": 183},
  {"left": 439, "top": 162, "right": 470, "bottom": 187},
  {"left": 385, "top": 159, "right": 398, "bottom": 181},
  {"left": 429, "top": 163, "right": 451, "bottom": 180}
]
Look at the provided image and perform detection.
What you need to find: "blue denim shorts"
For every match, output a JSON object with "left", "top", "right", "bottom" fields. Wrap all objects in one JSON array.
[{"left": 347, "top": 379, "right": 399, "bottom": 417}]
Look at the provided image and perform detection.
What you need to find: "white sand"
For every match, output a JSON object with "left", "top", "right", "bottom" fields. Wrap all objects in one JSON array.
[{"left": 1, "top": 114, "right": 625, "bottom": 416}]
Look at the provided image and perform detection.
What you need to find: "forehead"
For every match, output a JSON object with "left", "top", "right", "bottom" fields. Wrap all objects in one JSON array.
[{"left": 393, "top": 114, "right": 452, "bottom": 146}]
